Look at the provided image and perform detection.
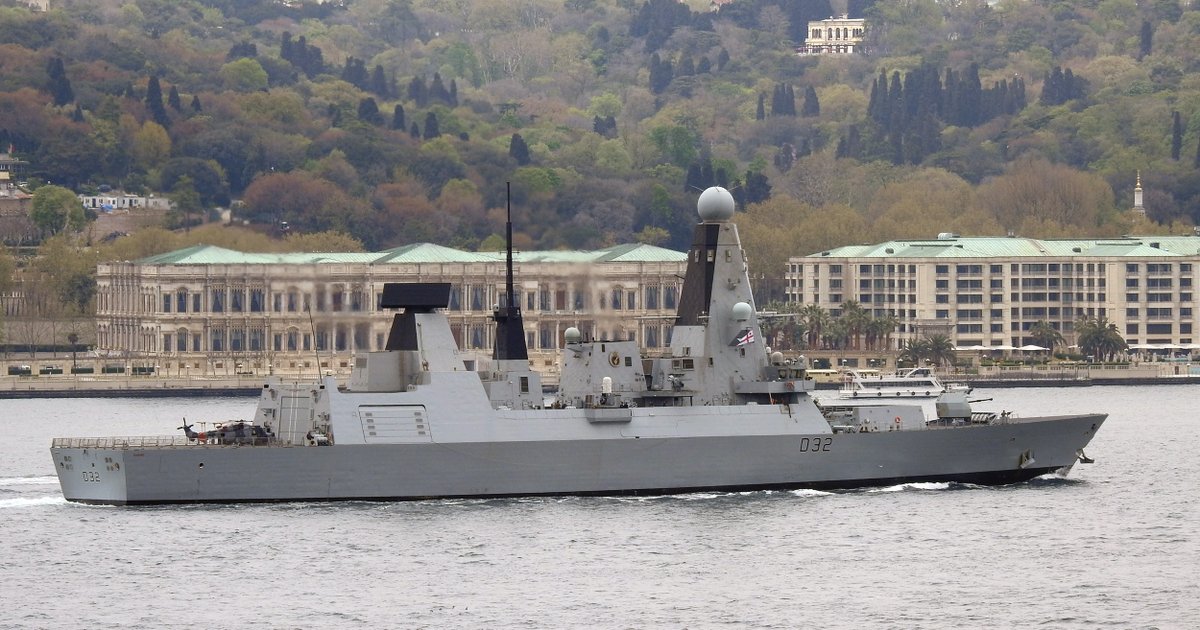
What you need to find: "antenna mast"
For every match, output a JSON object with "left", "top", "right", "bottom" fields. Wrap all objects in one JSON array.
[{"left": 493, "top": 182, "right": 528, "bottom": 360}]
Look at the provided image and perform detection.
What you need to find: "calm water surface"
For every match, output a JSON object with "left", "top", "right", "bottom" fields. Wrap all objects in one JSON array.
[{"left": 1, "top": 386, "right": 1196, "bottom": 629}]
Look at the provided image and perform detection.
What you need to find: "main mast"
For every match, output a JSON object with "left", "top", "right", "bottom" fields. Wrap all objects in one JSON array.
[{"left": 493, "top": 182, "right": 528, "bottom": 360}]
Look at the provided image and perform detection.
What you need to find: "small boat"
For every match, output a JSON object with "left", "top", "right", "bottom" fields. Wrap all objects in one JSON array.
[{"left": 838, "top": 367, "right": 971, "bottom": 399}]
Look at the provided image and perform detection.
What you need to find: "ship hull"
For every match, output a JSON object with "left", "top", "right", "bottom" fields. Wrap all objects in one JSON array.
[{"left": 52, "top": 413, "right": 1103, "bottom": 505}]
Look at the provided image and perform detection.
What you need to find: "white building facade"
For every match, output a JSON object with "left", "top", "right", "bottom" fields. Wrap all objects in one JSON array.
[
  {"left": 798, "top": 15, "right": 866, "bottom": 55},
  {"left": 788, "top": 234, "right": 1200, "bottom": 349},
  {"left": 95, "top": 242, "right": 687, "bottom": 380}
]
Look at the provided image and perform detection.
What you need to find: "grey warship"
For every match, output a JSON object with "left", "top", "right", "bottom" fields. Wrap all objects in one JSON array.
[{"left": 51, "top": 187, "right": 1107, "bottom": 505}]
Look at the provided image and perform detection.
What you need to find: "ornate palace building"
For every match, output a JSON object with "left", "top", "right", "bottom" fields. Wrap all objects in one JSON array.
[
  {"left": 788, "top": 234, "right": 1200, "bottom": 350},
  {"left": 94, "top": 243, "right": 687, "bottom": 381},
  {"left": 797, "top": 15, "right": 866, "bottom": 55}
]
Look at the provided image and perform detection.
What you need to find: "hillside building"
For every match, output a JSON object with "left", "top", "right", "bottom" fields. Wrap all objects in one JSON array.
[{"left": 797, "top": 15, "right": 866, "bottom": 55}]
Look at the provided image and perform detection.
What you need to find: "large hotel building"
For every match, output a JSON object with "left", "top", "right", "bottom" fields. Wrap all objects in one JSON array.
[
  {"left": 95, "top": 243, "right": 687, "bottom": 379},
  {"left": 787, "top": 233, "right": 1200, "bottom": 349}
]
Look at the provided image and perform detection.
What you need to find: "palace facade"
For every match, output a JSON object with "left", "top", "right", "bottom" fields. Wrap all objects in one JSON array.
[
  {"left": 787, "top": 234, "right": 1200, "bottom": 349},
  {"left": 95, "top": 242, "right": 687, "bottom": 380},
  {"left": 797, "top": 15, "right": 866, "bottom": 55}
]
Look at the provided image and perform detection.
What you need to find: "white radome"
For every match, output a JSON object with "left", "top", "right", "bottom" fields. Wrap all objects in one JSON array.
[{"left": 697, "top": 186, "right": 735, "bottom": 222}]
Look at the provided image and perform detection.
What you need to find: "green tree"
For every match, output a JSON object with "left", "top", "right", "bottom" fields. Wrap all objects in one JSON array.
[
  {"left": 926, "top": 334, "right": 956, "bottom": 367},
  {"left": 1076, "top": 316, "right": 1126, "bottom": 361},
  {"left": 32, "top": 235, "right": 98, "bottom": 315},
  {"left": 898, "top": 338, "right": 930, "bottom": 367},
  {"left": 839, "top": 300, "right": 869, "bottom": 350},
  {"left": 169, "top": 175, "right": 202, "bottom": 230},
  {"left": 219, "top": 58, "right": 269, "bottom": 92},
  {"left": 30, "top": 185, "right": 86, "bottom": 236},
  {"left": 1028, "top": 320, "right": 1065, "bottom": 352},
  {"left": 798, "top": 304, "right": 830, "bottom": 349}
]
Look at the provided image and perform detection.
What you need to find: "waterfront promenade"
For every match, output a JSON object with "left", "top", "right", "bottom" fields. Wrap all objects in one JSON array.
[{"left": 2, "top": 360, "right": 1197, "bottom": 398}]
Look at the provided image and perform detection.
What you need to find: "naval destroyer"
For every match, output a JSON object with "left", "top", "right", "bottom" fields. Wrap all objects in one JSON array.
[{"left": 51, "top": 187, "right": 1107, "bottom": 505}]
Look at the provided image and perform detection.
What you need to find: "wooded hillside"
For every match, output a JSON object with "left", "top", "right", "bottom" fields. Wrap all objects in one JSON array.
[{"left": 1, "top": 0, "right": 1198, "bottom": 300}]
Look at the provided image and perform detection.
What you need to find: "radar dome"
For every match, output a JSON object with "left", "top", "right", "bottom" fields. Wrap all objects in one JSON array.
[
  {"left": 732, "top": 301, "right": 752, "bottom": 321},
  {"left": 771, "top": 351, "right": 785, "bottom": 365},
  {"left": 697, "top": 186, "right": 735, "bottom": 222},
  {"left": 564, "top": 327, "right": 581, "bottom": 343}
]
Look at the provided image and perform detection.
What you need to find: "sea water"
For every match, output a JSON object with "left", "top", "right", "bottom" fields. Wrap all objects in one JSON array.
[{"left": 1, "top": 386, "right": 1196, "bottom": 629}]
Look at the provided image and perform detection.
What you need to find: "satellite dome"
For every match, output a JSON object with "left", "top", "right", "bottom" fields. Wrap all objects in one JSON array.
[
  {"left": 697, "top": 186, "right": 735, "bottom": 222},
  {"left": 732, "top": 301, "right": 752, "bottom": 321},
  {"left": 771, "top": 351, "right": 784, "bottom": 365},
  {"left": 564, "top": 327, "right": 581, "bottom": 343}
]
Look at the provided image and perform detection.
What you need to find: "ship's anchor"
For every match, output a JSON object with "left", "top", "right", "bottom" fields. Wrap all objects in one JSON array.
[{"left": 1076, "top": 449, "right": 1095, "bottom": 464}]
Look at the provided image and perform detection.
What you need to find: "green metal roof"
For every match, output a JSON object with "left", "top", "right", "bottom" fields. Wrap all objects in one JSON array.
[
  {"left": 136, "top": 242, "right": 687, "bottom": 266},
  {"left": 810, "top": 235, "right": 1200, "bottom": 259}
]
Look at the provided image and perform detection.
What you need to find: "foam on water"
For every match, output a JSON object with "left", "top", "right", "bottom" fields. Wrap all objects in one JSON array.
[
  {"left": 0, "top": 495, "right": 66, "bottom": 509},
  {"left": 0, "top": 475, "right": 58, "bottom": 487},
  {"left": 870, "top": 481, "right": 953, "bottom": 493}
]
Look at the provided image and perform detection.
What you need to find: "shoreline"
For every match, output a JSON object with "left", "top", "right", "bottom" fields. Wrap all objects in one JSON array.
[{"left": 3, "top": 373, "right": 1198, "bottom": 399}]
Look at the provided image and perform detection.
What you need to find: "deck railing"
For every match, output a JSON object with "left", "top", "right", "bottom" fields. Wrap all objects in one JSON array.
[{"left": 51, "top": 436, "right": 293, "bottom": 448}]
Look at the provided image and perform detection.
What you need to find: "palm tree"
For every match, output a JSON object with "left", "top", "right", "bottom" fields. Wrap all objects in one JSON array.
[
  {"left": 798, "top": 304, "right": 828, "bottom": 349},
  {"left": 926, "top": 334, "right": 956, "bottom": 367},
  {"left": 865, "top": 314, "right": 899, "bottom": 351},
  {"left": 821, "top": 318, "right": 851, "bottom": 350},
  {"left": 839, "top": 300, "right": 869, "bottom": 350},
  {"left": 1028, "top": 319, "right": 1065, "bottom": 352},
  {"left": 1076, "top": 316, "right": 1127, "bottom": 361},
  {"left": 898, "top": 338, "right": 930, "bottom": 367}
]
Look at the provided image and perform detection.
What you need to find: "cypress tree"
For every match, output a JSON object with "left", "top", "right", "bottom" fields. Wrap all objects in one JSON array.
[
  {"left": 1173, "top": 110, "right": 1183, "bottom": 161},
  {"left": 371, "top": 64, "right": 389, "bottom": 98},
  {"left": 744, "top": 171, "right": 771, "bottom": 204},
  {"left": 509, "top": 133, "right": 531, "bottom": 165},
  {"left": 802, "top": 85, "right": 820, "bottom": 116},
  {"left": 391, "top": 104, "right": 406, "bottom": 131},
  {"left": 408, "top": 76, "right": 428, "bottom": 107},
  {"left": 756, "top": 93, "right": 765, "bottom": 121},
  {"left": 774, "top": 143, "right": 795, "bottom": 172},
  {"left": 146, "top": 75, "right": 169, "bottom": 127},
  {"left": 423, "top": 112, "right": 440, "bottom": 139},
  {"left": 409, "top": 121, "right": 420, "bottom": 139},
  {"left": 168, "top": 86, "right": 182, "bottom": 111},
  {"left": 357, "top": 97, "right": 383, "bottom": 126},
  {"left": 678, "top": 56, "right": 695, "bottom": 76},
  {"left": 47, "top": 57, "right": 73, "bottom": 106},
  {"left": 281, "top": 32, "right": 294, "bottom": 62},
  {"left": 1139, "top": 20, "right": 1153, "bottom": 60},
  {"left": 429, "top": 73, "right": 450, "bottom": 104},
  {"left": 190, "top": 95, "right": 202, "bottom": 113}
]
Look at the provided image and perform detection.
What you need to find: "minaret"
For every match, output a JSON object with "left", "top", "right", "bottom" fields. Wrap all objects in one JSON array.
[{"left": 1132, "top": 170, "right": 1145, "bottom": 215}]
